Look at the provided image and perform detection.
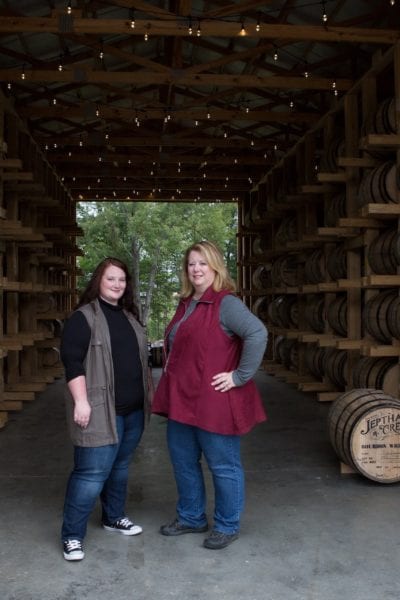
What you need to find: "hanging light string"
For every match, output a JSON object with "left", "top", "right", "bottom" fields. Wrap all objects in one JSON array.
[{"left": 118, "top": 0, "right": 337, "bottom": 35}]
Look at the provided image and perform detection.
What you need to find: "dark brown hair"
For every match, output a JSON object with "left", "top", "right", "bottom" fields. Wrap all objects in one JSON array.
[{"left": 76, "top": 257, "right": 140, "bottom": 319}]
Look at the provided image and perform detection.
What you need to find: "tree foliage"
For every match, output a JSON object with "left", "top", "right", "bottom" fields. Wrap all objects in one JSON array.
[{"left": 76, "top": 201, "right": 238, "bottom": 340}]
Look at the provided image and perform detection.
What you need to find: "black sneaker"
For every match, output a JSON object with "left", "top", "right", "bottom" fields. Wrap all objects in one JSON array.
[
  {"left": 160, "top": 518, "right": 209, "bottom": 536},
  {"left": 203, "top": 530, "right": 239, "bottom": 550},
  {"left": 102, "top": 517, "right": 143, "bottom": 536},
  {"left": 63, "top": 539, "right": 84, "bottom": 561}
]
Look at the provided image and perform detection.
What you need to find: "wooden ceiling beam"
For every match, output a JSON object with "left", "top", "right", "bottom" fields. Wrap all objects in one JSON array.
[
  {"left": 0, "top": 17, "right": 397, "bottom": 44},
  {"left": 36, "top": 135, "right": 284, "bottom": 148},
  {"left": 0, "top": 68, "right": 352, "bottom": 90},
  {"left": 73, "top": 182, "right": 250, "bottom": 192},
  {"left": 50, "top": 153, "right": 273, "bottom": 166},
  {"left": 19, "top": 105, "right": 319, "bottom": 124}
]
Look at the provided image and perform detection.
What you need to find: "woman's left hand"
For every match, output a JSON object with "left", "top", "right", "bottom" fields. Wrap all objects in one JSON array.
[{"left": 211, "top": 371, "right": 235, "bottom": 393}]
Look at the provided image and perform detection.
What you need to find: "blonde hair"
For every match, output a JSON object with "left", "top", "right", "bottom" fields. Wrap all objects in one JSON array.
[{"left": 180, "top": 240, "right": 236, "bottom": 298}]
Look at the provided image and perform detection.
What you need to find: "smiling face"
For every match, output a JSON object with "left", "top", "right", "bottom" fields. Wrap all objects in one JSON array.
[
  {"left": 187, "top": 250, "right": 216, "bottom": 297},
  {"left": 99, "top": 264, "right": 127, "bottom": 305}
]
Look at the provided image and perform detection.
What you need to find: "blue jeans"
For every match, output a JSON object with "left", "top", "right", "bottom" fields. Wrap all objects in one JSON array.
[
  {"left": 61, "top": 410, "right": 144, "bottom": 542},
  {"left": 167, "top": 420, "right": 244, "bottom": 534}
]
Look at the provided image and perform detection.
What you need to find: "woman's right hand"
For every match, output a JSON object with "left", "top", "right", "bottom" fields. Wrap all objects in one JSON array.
[{"left": 73, "top": 398, "right": 91, "bottom": 429}]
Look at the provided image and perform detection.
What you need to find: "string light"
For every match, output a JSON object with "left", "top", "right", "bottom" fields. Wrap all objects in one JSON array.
[
  {"left": 7, "top": 82, "right": 11, "bottom": 90},
  {"left": 58, "top": 55, "right": 63, "bottom": 71},
  {"left": 67, "top": 1, "right": 72, "bottom": 15},
  {"left": 273, "top": 49, "right": 278, "bottom": 61},
  {"left": 144, "top": 32, "right": 149, "bottom": 41},
  {"left": 188, "top": 16, "right": 193, "bottom": 35},
  {"left": 52, "top": 97, "right": 57, "bottom": 105},
  {"left": 289, "top": 100, "right": 294, "bottom": 108},
  {"left": 197, "top": 20, "right": 201, "bottom": 37},
  {"left": 21, "top": 65, "right": 26, "bottom": 80},
  {"left": 130, "top": 9, "right": 135, "bottom": 28},
  {"left": 322, "top": 1, "right": 328, "bottom": 22},
  {"left": 390, "top": 0, "right": 395, "bottom": 5},
  {"left": 239, "top": 22, "right": 246, "bottom": 36},
  {"left": 95, "top": 106, "right": 100, "bottom": 117},
  {"left": 256, "top": 15, "right": 260, "bottom": 32}
]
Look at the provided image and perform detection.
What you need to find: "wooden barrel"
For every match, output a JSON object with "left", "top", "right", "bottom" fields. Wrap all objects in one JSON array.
[
  {"left": 363, "top": 290, "right": 398, "bottom": 343},
  {"left": 275, "top": 216, "right": 297, "bottom": 246},
  {"left": 320, "top": 137, "right": 345, "bottom": 173},
  {"left": 323, "top": 348, "right": 348, "bottom": 389},
  {"left": 305, "top": 345, "right": 326, "bottom": 379},
  {"left": 275, "top": 338, "right": 298, "bottom": 370},
  {"left": 270, "top": 256, "right": 298, "bottom": 287},
  {"left": 352, "top": 357, "right": 398, "bottom": 390},
  {"left": 251, "top": 200, "right": 268, "bottom": 224},
  {"left": 267, "top": 295, "right": 298, "bottom": 328},
  {"left": 36, "top": 294, "right": 56, "bottom": 314},
  {"left": 252, "top": 265, "right": 271, "bottom": 290},
  {"left": 326, "top": 245, "right": 346, "bottom": 280},
  {"left": 39, "top": 346, "right": 60, "bottom": 367},
  {"left": 387, "top": 295, "right": 400, "bottom": 339},
  {"left": 252, "top": 296, "right": 269, "bottom": 322},
  {"left": 304, "top": 249, "right": 326, "bottom": 284},
  {"left": 37, "top": 320, "right": 55, "bottom": 337},
  {"left": 304, "top": 294, "right": 325, "bottom": 333},
  {"left": 252, "top": 236, "right": 269, "bottom": 256},
  {"left": 358, "top": 161, "right": 398, "bottom": 206},
  {"left": 328, "top": 388, "right": 391, "bottom": 466},
  {"left": 327, "top": 295, "right": 347, "bottom": 337},
  {"left": 373, "top": 97, "right": 396, "bottom": 134},
  {"left": 328, "top": 388, "right": 400, "bottom": 482},
  {"left": 367, "top": 229, "right": 400, "bottom": 274},
  {"left": 325, "top": 193, "right": 346, "bottom": 227}
]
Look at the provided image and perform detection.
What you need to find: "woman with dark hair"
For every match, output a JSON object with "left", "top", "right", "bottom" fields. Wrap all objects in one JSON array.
[
  {"left": 152, "top": 241, "right": 268, "bottom": 550},
  {"left": 60, "top": 257, "right": 153, "bottom": 561}
]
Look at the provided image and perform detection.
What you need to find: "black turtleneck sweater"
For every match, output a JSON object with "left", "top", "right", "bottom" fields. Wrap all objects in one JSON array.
[{"left": 60, "top": 298, "right": 144, "bottom": 415}]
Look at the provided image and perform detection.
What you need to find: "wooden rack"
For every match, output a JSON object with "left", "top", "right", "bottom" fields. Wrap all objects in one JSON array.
[
  {"left": 238, "top": 43, "right": 400, "bottom": 404},
  {"left": 0, "top": 93, "right": 82, "bottom": 428}
]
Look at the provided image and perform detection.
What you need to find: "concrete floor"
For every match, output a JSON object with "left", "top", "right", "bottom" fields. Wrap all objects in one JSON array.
[{"left": 1, "top": 369, "right": 400, "bottom": 600}]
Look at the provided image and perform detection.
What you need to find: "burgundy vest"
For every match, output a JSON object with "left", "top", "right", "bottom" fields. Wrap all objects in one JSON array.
[{"left": 152, "top": 287, "right": 266, "bottom": 435}]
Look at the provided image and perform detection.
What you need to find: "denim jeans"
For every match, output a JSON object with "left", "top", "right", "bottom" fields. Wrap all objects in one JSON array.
[
  {"left": 167, "top": 420, "right": 244, "bottom": 534},
  {"left": 61, "top": 410, "right": 144, "bottom": 542}
]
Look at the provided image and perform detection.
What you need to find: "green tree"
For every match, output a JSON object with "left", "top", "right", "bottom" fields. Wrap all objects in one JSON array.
[{"left": 76, "top": 201, "right": 238, "bottom": 340}]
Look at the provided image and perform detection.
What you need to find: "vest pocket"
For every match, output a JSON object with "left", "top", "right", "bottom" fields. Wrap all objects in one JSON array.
[{"left": 85, "top": 385, "right": 108, "bottom": 434}]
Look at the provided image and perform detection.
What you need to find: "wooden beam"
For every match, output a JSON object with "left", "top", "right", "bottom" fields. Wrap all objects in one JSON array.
[
  {"left": 0, "top": 68, "right": 353, "bottom": 91},
  {"left": 50, "top": 154, "right": 273, "bottom": 166},
  {"left": 18, "top": 105, "right": 319, "bottom": 124},
  {"left": 35, "top": 135, "right": 278, "bottom": 148},
  {"left": 0, "top": 18, "right": 397, "bottom": 44}
]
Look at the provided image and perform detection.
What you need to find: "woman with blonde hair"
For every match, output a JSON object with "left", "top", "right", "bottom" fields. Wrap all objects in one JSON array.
[{"left": 152, "top": 241, "right": 267, "bottom": 550}]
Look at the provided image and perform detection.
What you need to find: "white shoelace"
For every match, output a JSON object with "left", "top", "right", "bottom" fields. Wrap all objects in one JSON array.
[
  {"left": 117, "top": 517, "right": 133, "bottom": 528},
  {"left": 65, "top": 539, "right": 82, "bottom": 551}
]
